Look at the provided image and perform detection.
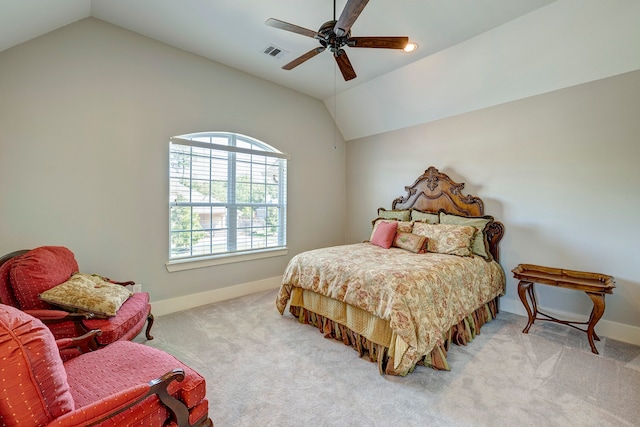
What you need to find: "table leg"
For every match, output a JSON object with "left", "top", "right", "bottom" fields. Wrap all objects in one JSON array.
[
  {"left": 517, "top": 281, "right": 536, "bottom": 333},
  {"left": 586, "top": 292, "right": 606, "bottom": 355}
]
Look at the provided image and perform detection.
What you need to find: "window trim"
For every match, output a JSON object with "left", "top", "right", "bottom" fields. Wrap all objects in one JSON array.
[
  {"left": 170, "top": 137, "right": 290, "bottom": 160},
  {"left": 165, "top": 247, "right": 289, "bottom": 272},
  {"left": 168, "top": 132, "right": 288, "bottom": 268}
]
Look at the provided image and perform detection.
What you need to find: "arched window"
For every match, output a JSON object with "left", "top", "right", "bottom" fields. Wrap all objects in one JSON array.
[{"left": 168, "top": 132, "right": 288, "bottom": 267}]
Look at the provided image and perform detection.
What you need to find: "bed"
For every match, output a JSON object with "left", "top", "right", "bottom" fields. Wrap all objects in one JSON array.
[{"left": 276, "top": 166, "right": 506, "bottom": 376}]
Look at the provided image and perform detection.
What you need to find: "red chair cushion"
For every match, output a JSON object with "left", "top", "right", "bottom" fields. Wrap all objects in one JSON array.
[
  {"left": 84, "top": 292, "right": 151, "bottom": 345},
  {"left": 9, "top": 247, "right": 78, "bottom": 310},
  {"left": 0, "top": 304, "right": 75, "bottom": 426},
  {"left": 64, "top": 340, "right": 207, "bottom": 410}
]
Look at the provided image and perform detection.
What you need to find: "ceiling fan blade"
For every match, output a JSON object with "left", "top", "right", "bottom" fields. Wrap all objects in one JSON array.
[
  {"left": 282, "top": 47, "right": 326, "bottom": 70},
  {"left": 334, "top": 0, "right": 370, "bottom": 37},
  {"left": 334, "top": 49, "right": 357, "bottom": 81},
  {"left": 266, "top": 18, "right": 318, "bottom": 39},
  {"left": 348, "top": 36, "right": 409, "bottom": 49}
]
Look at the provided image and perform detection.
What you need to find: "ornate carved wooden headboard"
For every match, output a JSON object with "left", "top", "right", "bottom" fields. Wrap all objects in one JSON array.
[{"left": 392, "top": 166, "right": 504, "bottom": 262}]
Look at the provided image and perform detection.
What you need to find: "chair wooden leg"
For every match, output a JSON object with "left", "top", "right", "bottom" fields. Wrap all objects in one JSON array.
[
  {"left": 153, "top": 370, "right": 214, "bottom": 427},
  {"left": 196, "top": 417, "right": 214, "bottom": 427},
  {"left": 145, "top": 313, "right": 155, "bottom": 340}
]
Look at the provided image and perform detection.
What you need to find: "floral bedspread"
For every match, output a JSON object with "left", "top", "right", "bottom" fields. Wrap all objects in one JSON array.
[{"left": 277, "top": 243, "right": 505, "bottom": 374}]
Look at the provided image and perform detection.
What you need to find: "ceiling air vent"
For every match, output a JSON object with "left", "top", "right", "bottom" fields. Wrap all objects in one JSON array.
[{"left": 262, "top": 44, "right": 289, "bottom": 60}]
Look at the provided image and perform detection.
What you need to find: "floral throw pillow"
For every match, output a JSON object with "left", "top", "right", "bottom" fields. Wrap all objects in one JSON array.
[
  {"left": 439, "top": 212, "right": 494, "bottom": 261},
  {"left": 393, "top": 232, "right": 428, "bottom": 254},
  {"left": 39, "top": 273, "right": 132, "bottom": 317},
  {"left": 412, "top": 222, "right": 476, "bottom": 256}
]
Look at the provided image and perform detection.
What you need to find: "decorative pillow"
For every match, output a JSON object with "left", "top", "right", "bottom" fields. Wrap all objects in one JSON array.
[
  {"left": 371, "top": 219, "right": 412, "bottom": 237},
  {"left": 370, "top": 220, "right": 398, "bottom": 249},
  {"left": 0, "top": 304, "right": 75, "bottom": 426},
  {"left": 377, "top": 208, "right": 410, "bottom": 221},
  {"left": 412, "top": 222, "right": 476, "bottom": 256},
  {"left": 410, "top": 209, "right": 439, "bottom": 224},
  {"left": 39, "top": 273, "right": 132, "bottom": 318},
  {"left": 393, "top": 232, "right": 428, "bottom": 254},
  {"left": 439, "top": 212, "right": 494, "bottom": 261},
  {"left": 9, "top": 246, "right": 79, "bottom": 310}
]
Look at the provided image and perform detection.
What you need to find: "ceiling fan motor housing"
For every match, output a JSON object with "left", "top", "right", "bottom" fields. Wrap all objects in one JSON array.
[{"left": 317, "top": 20, "right": 350, "bottom": 52}]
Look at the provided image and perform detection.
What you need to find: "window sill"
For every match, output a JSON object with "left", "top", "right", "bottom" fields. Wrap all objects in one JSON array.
[{"left": 165, "top": 248, "right": 289, "bottom": 272}]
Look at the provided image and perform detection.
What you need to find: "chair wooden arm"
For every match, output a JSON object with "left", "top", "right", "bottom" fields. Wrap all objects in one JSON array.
[
  {"left": 24, "top": 309, "right": 94, "bottom": 321},
  {"left": 101, "top": 276, "right": 136, "bottom": 287},
  {"left": 24, "top": 309, "right": 93, "bottom": 337},
  {"left": 56, "top": 330, "right": 101, "bottom": 354},
  {"left": 45, "top": 369, "right": 211, "bottom": 427}
]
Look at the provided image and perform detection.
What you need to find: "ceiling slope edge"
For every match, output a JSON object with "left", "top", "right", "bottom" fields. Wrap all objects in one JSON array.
[
  {"left": 0, "top": 0, "right": 90, "bottom": 53},
  {"left": 326, "top": 0, "right": 640, "bottom": 142}
]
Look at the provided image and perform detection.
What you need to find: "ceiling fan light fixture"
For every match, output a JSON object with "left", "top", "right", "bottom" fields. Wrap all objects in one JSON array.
[{"left": 403, "top": 42, "right": 418, "bottom": 53}]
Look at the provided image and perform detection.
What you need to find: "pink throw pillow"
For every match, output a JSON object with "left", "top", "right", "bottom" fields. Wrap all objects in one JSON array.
[{"left": 370, "top": 220, "right": 398, "bottom": 249}]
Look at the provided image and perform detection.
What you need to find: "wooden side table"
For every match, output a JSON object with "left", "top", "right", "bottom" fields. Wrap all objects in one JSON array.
[{"left": 512, "top": 264, "right": 615, "bottom": 354}]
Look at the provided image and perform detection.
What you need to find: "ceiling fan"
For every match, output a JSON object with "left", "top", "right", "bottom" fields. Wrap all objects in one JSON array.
[{"left": 266, "top": 0, "right": 409, "bottom": 81}]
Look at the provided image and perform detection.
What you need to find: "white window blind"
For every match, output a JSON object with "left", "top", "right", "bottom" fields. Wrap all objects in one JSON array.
[{"left": 169, "top": 132, "right": 288, "bottom": 261}]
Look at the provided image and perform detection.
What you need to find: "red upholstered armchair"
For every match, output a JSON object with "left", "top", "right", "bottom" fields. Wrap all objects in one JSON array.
[
  {"left": 0, "top": 304, "right": 213, "bottom": 427},
  {"left": 0, "top": 246, "right": 154, "bottom": 359}
]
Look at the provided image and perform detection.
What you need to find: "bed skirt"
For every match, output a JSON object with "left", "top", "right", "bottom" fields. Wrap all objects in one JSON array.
[{"left": 288, "top": 289, "right": 499, "bottom": 376}]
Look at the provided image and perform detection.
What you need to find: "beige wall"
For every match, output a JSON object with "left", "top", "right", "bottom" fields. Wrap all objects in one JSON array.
[
  {"left": 0, "top": 18, "right": 346, "bottom": 302},
  {"left": 346, "top": 70, "right": 640, "bottom": 340}
]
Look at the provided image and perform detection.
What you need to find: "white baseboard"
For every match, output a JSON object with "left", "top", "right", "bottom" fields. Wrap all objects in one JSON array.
[
  {"left": 150, "top": 276, "right": 282, "bottom": 317},
  {"left": 500, "top": 297, "right": 640, "bottom": 347}
]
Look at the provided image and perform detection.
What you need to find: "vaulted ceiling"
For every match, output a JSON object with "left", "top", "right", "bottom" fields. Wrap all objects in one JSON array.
[
  {"left": 1, "top": 0, "right": 555, "bottom": 100},
  {"left": 2, "top": 1, "right": 639, "bottom": 140}
]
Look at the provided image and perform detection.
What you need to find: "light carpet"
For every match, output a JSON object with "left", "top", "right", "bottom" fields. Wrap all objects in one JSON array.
[{"left": 135, "top": 289, "right": 640, "bottom": 427}]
